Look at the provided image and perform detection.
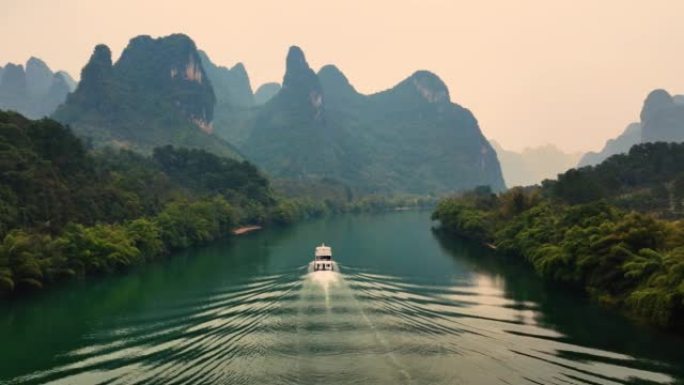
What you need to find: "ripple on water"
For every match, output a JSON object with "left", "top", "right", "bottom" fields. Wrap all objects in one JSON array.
[{"left": 5, "top": 266, "right": 680, "bottom": 385}]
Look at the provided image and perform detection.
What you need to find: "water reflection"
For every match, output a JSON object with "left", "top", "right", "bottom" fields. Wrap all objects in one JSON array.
[
  {"left": 0, "top": 212, "right": 682, "bottom": 384},
  {"left": 433, "top": 231, "right": 684, "bottom": 383}
]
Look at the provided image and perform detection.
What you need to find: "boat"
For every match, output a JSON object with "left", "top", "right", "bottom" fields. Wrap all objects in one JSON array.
[{"left": 312, "top": 243, "right": 334, "bottom": 271}]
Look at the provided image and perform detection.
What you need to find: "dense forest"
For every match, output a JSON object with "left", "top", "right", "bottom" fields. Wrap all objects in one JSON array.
[
  {"left": 0, "top": 111, "right": 437, "bottom": 296},
  {"left": 0, "top": 111, "right": 277, "bottom": 296},
  {"left": 432, "top": 142, "right": 684, "bottom": 330}
]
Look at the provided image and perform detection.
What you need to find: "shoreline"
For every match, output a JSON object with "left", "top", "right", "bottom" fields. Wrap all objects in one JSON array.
[{"left": 232, "top": 225, "right": 263, "bottom": 235}]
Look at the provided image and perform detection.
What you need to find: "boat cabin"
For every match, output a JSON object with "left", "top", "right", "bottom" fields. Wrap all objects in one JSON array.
[{"left": 313, "top": 243, "right": 333, "bottom": 271}]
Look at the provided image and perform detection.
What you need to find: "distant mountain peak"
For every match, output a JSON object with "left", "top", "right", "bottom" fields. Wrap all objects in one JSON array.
[
  {"left": 640, "top": 88, "right": 684, "bottom": 144},
  {"left": 318, "top": 64, "right": 345, "bottom": 79},
  {"left": 318, "top": 65, "right": 363, "bottom": 107},
  {"left": 581, "top": 87, "right": 684, "bottom": 168},
  {"left": 0, "top": 63, "right": 28, "bottom": 113},
  {"left": 26, "top": 57, "right": 51, "bottom": 78},
  {"left": 408, "top": 70, "right": 450, "bottom": 103},
  {"left": 231, "top": 62, "right": 247, "bottom": 75},
  {"left": 197, "top": 51, "right": 254, "bottom": 108},
  {"left": 1, "top": 63, "right": 25, "bottom": 80},
  {"left": 56, "top": 71, "right": 77, "bottom": 91},
  {"left": 493, "top": 140, "right": 583, "bottom": 186},
  {"left": 26, "top": 56, "right": 54, "bottom": 96},
  {"left": 118, "top": 34, "right": 205, "bottom": 84},
  {"left": 283, "top": 46, "right": 317, "bottom": 90},
  {"left": 0, "top": 57, "right": 73, "bottom": 118},
  {"left": 26, "top": 56, "right": 49, "bottom": 68},
  {"left": 228, "top": 45, "right": 505, "bottom": 193},
  {"left": 286, "top": 46, "right": 308, "bottom": 72},
  {"left": 641, "top": 89, "right": 673, "bottom": 122},
  {"left": 281, "top": 45, "right": 323, "bottom": 113},
  {"left": 86, "top": 44, "right": 113, "bottom": 72},
  {"left": 318, "top": 65, "right": 351, "bottom": 87},
  {"left": 253, "top": 82, "right": 281, "bottom": 105},
  {"left": 76, "top": 44, "right": 113, "bottom": 105},
  {"left": 0, "top": 63, "right": 27, "bottom": 92},
  {"left": 53, "top": 34, "right": 242, "bottom": 158}
]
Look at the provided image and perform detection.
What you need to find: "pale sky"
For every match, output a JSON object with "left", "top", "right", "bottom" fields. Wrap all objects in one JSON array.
[{"left": 2, "top": 0, "right": 684, "bottom": 152}]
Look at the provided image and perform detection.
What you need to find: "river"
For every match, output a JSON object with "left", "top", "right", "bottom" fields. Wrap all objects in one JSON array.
[{"left": 0, "top": 211, "right": 682, "bottom": 384}]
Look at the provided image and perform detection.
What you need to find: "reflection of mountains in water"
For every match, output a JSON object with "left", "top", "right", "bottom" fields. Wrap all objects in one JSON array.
[{"left": 13, "top": 263, "right": 679, "bottom": 385}]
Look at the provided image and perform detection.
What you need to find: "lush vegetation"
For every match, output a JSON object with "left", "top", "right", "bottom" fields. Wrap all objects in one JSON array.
[
  {"left": 0, "top": 111, "right": 274, "bottom": 296},
  {"left": 544, "top": 142, "right": 684, "bottom": 216},
  {"left": 0, "top": 111, "right": 440, "bottom": 296},
  {"left": 271, "top": 177, "right": 438, "bottom": 224},
  {"left": 215, "top": 47, "right": 504, "bottom": 195},
  {"left": 51, "top": 35, "right": 505, "bottom": 195},
  {"left": 53, "top": 34, "right": 240, "bottom": 158},
  {"left": 432, "top": 143, "right": 684, "bottom": 330}
]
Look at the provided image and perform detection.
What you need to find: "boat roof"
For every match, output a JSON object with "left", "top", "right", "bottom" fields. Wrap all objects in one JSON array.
[{"left": 315, "top": 243, "right": 332, "bottom": 257}]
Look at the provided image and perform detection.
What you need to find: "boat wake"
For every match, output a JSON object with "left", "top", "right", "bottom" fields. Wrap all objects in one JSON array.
[
  {"left": 306, "top": 265, "right": 341, "bottom": 308},
  {"left": 8, "top": 264, "right": 679, "bottom": 385}
]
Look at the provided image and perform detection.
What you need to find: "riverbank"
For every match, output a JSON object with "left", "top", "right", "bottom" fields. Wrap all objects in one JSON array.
[
  {"left": 0, "top": 114, "right": 282, "bottom": 298},
  {"left": 3, "top": 210, "right": 683, "bottom": 384},
  {"left": 432, "top": 194, "right": 684, "bottom": 332},
  {"left": 232, "top": 225, "right": 262, "bottom": 235}
]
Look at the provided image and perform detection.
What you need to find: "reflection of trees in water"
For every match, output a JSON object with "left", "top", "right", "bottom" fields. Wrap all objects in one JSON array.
[
  {"left": 432, "top": 230, "right": 684, "bottom": 379},
  {"left": 0, "top": 233, "right": 282, "bottom": 380}
]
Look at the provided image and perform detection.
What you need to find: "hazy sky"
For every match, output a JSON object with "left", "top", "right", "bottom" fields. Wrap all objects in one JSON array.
[{"left": 2, "top": 0, "right": 684, "bottom": 152}]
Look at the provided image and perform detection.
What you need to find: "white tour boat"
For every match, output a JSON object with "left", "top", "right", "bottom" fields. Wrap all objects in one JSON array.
[{"left": 312, "top": 243, "right": 334, "bottom": 271}]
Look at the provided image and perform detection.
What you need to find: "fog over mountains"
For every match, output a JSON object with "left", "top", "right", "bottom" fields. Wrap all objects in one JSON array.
[
  {"left": 0, "top": 57, "right": 76, "bottom": 119},
  {"left": 490, "top": 141, "right": 582, "bottom": 187}
]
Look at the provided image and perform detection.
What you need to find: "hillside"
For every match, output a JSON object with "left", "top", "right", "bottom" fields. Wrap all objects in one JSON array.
[
  {"left": 198, "top": 51, "right": 254, "bottom": 108},
  {"left": 0, "top": 110, "right": 273, "bottom": 295},
  {"left": 53, "top": 34, "right": 240, "bottom": 158},
  {"left": 199, "top": 51, "right": 259, "bottom": 149},
  {"left": 216, "top": 46, "right": 505, "bottom": 194},
  {"left": 254, "top": 82, "right": 281, "bottom": 105},
  {"left": 46, "top": 36, "right": 504, "bottom": 195},
  {"left": 433, "top": 142, "right": 684, "bottom": 329}
]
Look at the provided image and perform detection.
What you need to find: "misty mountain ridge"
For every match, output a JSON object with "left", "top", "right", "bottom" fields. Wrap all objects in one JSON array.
[
  {"left": 578, "top": 122, "right": 642, "bottom": 167},
  {"left": 0, "top": 57, "right": 76, "bottom": 119},
  {"left": 224, "top": 46, "right": 505, "bottom": 194},
  {"left": 491, "top": 141, "right": 582, "bottom": 187},
  {"left": 579, "top": 89, "right": 684, "bottom": 167},
  {"left": 46, "top": 33, "right": 504, "bottom": 194},
  {"left": 198, "top": 51, "right": 254, "bottom": 108}
]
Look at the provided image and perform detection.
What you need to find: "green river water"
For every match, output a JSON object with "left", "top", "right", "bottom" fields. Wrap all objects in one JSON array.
[{"left": 0, "top": 211, "right": 682, "bottom": 384}]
